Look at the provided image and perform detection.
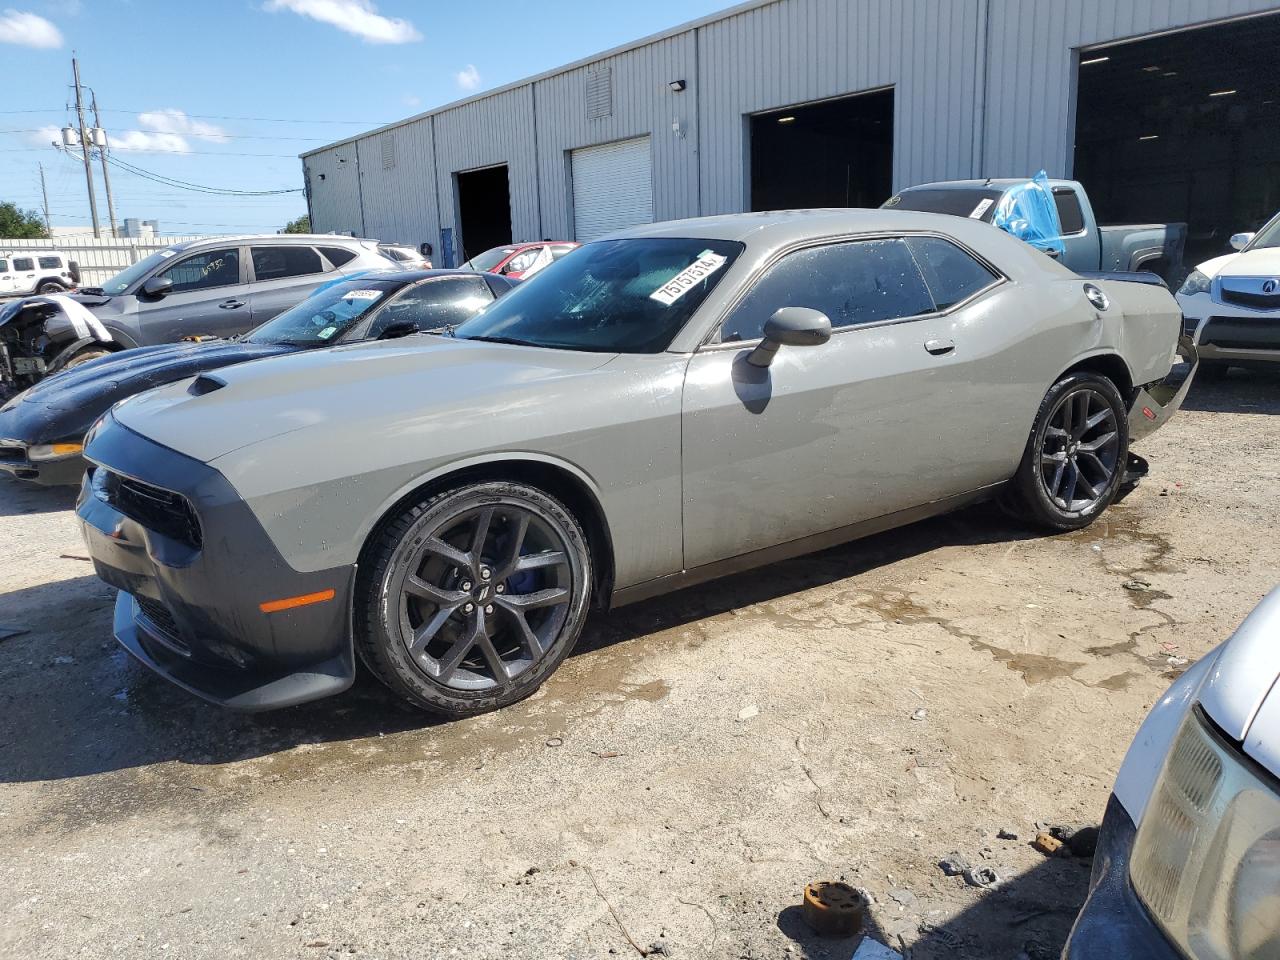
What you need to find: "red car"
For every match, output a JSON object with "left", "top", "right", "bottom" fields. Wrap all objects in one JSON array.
[{"left": 461, "top": 241, "right": 579, "bottom": 279}]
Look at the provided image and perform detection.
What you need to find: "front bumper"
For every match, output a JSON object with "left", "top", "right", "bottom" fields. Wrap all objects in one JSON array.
[
  {"left": 1127, "top": 327, "right": 1199, "bottom": 442},
  {"left": 1061, "top": 793, "right": 1181, "bottom": 960},
  {"left": 1179, "top": 305, "right": 1280, "bottom": 366},
  {"left": 0, "top": 437, "right": 86, "bottom": 486},
  {"left": 76, "top": 416, "right": 357, "bottom": 711}
]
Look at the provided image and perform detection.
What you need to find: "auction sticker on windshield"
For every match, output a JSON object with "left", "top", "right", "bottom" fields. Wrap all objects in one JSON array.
[
  {"left": 650, "top": 253, "right": 728, "bottom": 306},
  {"left": 343, "top": 290, "right": 381, "bottom": 301}
]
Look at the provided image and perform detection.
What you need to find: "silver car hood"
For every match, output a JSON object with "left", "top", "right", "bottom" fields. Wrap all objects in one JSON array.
[{"left": 112, "top": 336, "right": 617, "bottom": 463}]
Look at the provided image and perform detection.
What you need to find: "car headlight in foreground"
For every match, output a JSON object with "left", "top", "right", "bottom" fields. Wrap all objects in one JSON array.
[
  {"left": 1178, "top": 270, "right": 1212, "bottom": 297},
  {"left": 1129, "top": 708, "right": 1280, "bottom": 959}
]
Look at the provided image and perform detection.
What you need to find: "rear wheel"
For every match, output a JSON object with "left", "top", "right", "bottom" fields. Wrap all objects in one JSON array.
[
  {"left": 36, "top": 280, "right": 66, "bottom": 294},
  {"left": 1005, "top": 371, "right": 1129, "bottom": 531},
  {"left": 61, "top": 348, "right": 111, "bottom": 370},
  {"left": 355, "top": 481, "right": 592, "bottom": 716}
]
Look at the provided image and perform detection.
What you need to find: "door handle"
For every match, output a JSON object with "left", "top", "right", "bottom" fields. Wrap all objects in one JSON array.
[
  {"left": 924, "top": 338, "right": 955, "bottom": 356},
  {"left": 219, "top": 299, "right": 245, "bottom": 309}
]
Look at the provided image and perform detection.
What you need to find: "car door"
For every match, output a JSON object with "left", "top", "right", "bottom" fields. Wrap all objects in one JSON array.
[
  {"left": 246, "top": 245, "right": 329, "bottom": 323},
  {"left": 680, "top": 234, "right": 1016, "bottom": 569},
  {"left": 0, "top": 258, "right": 14, "bottom": 296},
  {"left": 361, "top": 276, "right": 495, "bottom": 338},
  {"left": 135, "top": 246, "right": 250, "bottom": 344},
  {"left": 10, "top": 256, "right": 36, "bottom": 294}
]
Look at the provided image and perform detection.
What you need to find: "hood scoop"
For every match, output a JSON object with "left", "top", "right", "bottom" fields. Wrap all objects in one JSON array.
[{"left": 188, "top": 373, "right": 227, "bottom": 396}]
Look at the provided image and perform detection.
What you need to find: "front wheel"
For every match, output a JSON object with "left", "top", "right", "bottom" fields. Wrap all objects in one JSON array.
[
  {"left": 355, "top": 481, "right": 592, "bottom": 716},
  {"left": 36, "top": 280, "right": 66, "bottom": 294},
  {"left": 1005, "top": 371, "right": 1129, "bottom": 531}
]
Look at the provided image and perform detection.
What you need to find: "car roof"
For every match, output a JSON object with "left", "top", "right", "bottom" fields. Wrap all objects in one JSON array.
[
  {"left": 332, "top": 268, "right": 485, "bottom": 283},
  {"left": 163, "top": 234, "right": 376, "bottom": 254},
  {"left": 898, "top": 178, "right": 1076, "bottom": 193},
  {"left": 610, "top": 208, "right": 1006, "bottom": 246}
]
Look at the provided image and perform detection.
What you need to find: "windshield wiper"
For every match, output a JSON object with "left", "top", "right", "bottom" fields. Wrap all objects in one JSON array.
[{"left": 463, "top": 334, "right": 540, "bottom": 348}]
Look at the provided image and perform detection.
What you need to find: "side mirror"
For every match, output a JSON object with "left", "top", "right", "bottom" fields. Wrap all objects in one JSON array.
[
  {"left": 1229, "top": 232, "right": 1254, "bottom": 252},
  {"left": 376, "top": 320, "right": 419, "bottom": 340},
  {"left": 419, "top": 242, "right": 433, "bottom": 257},
  {"left": 746, "top": 307, "right": 832, "bottom": 367},
  {"left": 141, "top": 276, "right": 173, "bottom": 299}
]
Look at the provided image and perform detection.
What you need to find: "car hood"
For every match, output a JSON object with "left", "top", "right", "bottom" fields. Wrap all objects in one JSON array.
[
  {"left": 111, "top": 336, "right": 618, "bottom": 463},
  {"left": 0, "top": 340, "right": 294, "bottom": 442},
  {"left": 1198, "top": 587, "right": 1280, "bottom": 779},
  {"left": 1194, "top": 247, "right": 1280, "bottom": 280}
]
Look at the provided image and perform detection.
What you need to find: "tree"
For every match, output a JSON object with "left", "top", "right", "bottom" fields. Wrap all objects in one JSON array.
[
  {"left": 281, "top": 214, "right": 311, "bottom": 234},
  {"left": 0, "top": 201, "right": 49, "bottom": 239}
]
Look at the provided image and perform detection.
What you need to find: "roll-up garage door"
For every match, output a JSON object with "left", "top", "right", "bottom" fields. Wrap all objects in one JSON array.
[{"left": 571, "top": 136, "right": 654, "bottom": 242}]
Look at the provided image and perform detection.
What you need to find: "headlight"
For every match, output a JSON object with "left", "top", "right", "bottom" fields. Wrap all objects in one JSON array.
[
  {"left": 1178, "top": 270, "right": 1212, "bottom": 297},
  {"left": 27, "top": 442, "right": 84, "bottom": 462},
  {"left": 1130, "top": 709, "right": 1280, "bottom": 959}
]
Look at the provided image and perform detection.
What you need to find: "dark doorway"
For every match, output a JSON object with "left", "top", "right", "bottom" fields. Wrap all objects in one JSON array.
[
  {"left": 750, "top": 89, "right": 894, "bottom": 212},
  {"left": 1074, "top": 12, "right": 1280, "bottom": 269},
  {"left": 455, "top": 165, "right": 513, "bottom": 263}
]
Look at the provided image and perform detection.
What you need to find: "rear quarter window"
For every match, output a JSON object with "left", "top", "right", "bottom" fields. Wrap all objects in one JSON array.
[
  {"left": 320, "top": 246, "right": 358, "bottom": 268},
  {"left": 1053, "top": 189, "right": 1086, "bottom": 234},
  {"left": 904, "top": 236, "right": 999, "bottom": 311},
  {"left": 38, "top": 256, "right": 61, "bottom": 269}
]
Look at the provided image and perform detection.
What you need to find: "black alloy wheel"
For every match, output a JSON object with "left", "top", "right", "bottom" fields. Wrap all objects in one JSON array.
[
  {"left": 1006, "top": 371, "right": 1129, "bottom": 531},
  {"left": 357, "top": 481, "right": 591, "bottom": 715}
]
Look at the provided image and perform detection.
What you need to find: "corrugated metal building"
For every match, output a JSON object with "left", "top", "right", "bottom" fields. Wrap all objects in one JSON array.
[{"left": 301, "top": 0, "right": 1280, "bottom": 268}]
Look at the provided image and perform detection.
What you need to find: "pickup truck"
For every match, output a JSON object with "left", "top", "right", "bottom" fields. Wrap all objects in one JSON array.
[{"left": 884, "top": 178, "right": 1186, "bottom": 284}]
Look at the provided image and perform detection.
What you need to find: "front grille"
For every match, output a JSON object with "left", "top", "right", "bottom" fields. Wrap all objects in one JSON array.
[
  {"left": 1219, "top": 288, "right": 1280, "bottom": 310},
  {"left": 100, "top": 470, "right": 202, "bottom": 549},
  {"left": 0, "top": 441, "right": 26, "bottom": 465},
  {"left": 135, "top": 596, "right": 190, "bottom": 656}
]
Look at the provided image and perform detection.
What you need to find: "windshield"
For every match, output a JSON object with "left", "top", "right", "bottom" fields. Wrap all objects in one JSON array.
[
  {"left": 452, "top": 237, "right": 744, "bottom": 353},
  {"left": 463, "top": 246, "right": 517, "bottom": 272},
  {"left": 245, "top": 279, "right": 400, "bottom": 346},
  {"left": 1246, "top": 212, "right": 1280, "bottom": 250},
  {"left": 99, "top": 249, "right": 175, "bottom": 295},
  {"left": 884, "top": 188, "right": 1004, "bottom": 222}
]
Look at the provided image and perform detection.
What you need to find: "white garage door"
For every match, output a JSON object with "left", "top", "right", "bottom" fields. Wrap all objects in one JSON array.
[{"left": 571, "top": 136, "right": 654, "bottom": 242}]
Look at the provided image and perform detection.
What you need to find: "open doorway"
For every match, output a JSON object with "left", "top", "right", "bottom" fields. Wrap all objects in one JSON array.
[
  {"left": 750, "top": 89, "right": 894, "bottom": 212},
  {"left": 455, "top": 165, "right": 513, "bottom": 263},
  {"left": 1074, "top": 12, "right": 1280, "bottom": 268}
]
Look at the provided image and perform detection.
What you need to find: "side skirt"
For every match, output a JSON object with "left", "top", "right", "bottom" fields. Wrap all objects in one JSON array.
[{"left": 608, "top": 484, "right": 1004, "bottom": 609}]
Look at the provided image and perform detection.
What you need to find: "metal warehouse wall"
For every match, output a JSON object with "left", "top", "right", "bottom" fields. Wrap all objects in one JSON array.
[{"left": 302, "top": 0, "right": 1280, "bottom": 250}]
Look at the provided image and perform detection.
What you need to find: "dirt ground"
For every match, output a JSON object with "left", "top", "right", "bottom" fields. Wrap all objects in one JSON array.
[{"left": 1, "top": 366, "right": 1277, "bottom": 960}]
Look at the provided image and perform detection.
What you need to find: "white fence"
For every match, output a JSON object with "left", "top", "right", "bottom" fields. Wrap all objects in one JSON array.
[{"left": 0, "top": 234, "right": 217, "bottom": 287}]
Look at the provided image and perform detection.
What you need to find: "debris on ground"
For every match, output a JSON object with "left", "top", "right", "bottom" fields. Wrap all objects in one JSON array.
[
  {"left": 851, "top": 938, "right": 903, "bottom": 959},
  {"left": 1122, "top": 579, "right": 1152, "bottom": 592},
  {"left": 1049, "top": 824, "right": 1100, "bottom": 858},
  {"left": 1033, "top": 832, "right": 1064, "bottom": 856},
  {"left": 910, "top": 707, "right": 927, "bottom": 721},
  {"left": 801, "top": 881, "right": 867, "bottom": 937},
  {"left": 997, "top": 828, "right": 1019, "bottom": 840},
  {"left": 962, "top": 865, "right": 1001, "bottom": 888},
  {"left": 938, "top": 854, "right": 970, "bottom": 877},
  {"left": 886, "top": 888, "right": 916, "bottom": 908},
  {"left": 545, "top": 737, "right": 563, "bottom": 747},
  {"left": 737, "top": 704, "right": 759, "bottom": 722}
]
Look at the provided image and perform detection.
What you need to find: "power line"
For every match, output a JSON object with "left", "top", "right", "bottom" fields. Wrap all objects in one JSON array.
[
  {"left": 1, "top": 128, "right": 333, "bottom": 141},
  {"left": 0, "top": 106, "right": 394, "bottom": 125},
  {"left": 0, "top": 146, "right": 301, "bottom": 157},
  {"left": 106, "top": 154, "right": 302, "bottom": 195}
]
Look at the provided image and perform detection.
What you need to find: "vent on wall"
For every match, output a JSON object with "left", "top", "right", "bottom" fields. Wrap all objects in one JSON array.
[
  {"left": 381, "top": 133, "right": 396, "bottom": 169},
  {"left": 586, "top": 66, "right": 613, "bottom": 120}
]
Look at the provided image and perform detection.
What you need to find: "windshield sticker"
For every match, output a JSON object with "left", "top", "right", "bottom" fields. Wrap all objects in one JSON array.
[
  {"left": 969, "top": 198, "right": 995, "bottom": 219},
  {"left": 317, "top": 326, "right": 338, "bottom": 340},
  {"left": 342, "top": 289, "right": 381, "bottom": 301},
  {"left": 650, "top": 253, "right": 728, "bottom": 306},
  {"left": 158, "top": 250, "right": 177, "bottom": 258}
]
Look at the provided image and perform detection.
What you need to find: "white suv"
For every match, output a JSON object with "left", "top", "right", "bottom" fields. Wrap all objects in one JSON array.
[{"left": 0, "top": 250, "right": 80, "bottom": 297}]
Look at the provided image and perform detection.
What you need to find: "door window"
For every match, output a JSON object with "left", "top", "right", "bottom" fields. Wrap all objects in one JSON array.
[
  {"left": 0, "top": 260, "right": 8, "bottom": 273},
  {"left": 38, "top": 256, "right": 62, "bottom": 269},
  {"left": 720, "top": 238, "right": 935, "bottom": 342},
  {"left": 367, "top": 277, "right": 493, "bottom": 336},
  {"left": 319, "top": 246, "right": 357, "bottom": 268},
  {"left": 13, "top": 257, "right": 34, "bottom": 271},
  {"left": 251, "top": 245, "right": 324, "bottom": 282},
  {"left": 502, "top": 247, "right": 544, "bottom": 274},
  {"left": 158, "top": 249, "right": 241, "bottom": 293},
  {"left": 904, "top": 236, "right": 999, "bottom": 311},
  {"left": 1052, "top": 189, "right": 1086, "bottom": 235}
]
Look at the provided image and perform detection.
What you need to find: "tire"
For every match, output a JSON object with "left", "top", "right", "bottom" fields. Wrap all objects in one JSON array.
[
  {"left": 36, "top": 280, "right": 67, "bottom": 294},
  {"left": 355, "top": 480, "right": 592, "bottom": 716},
  {"left": 61, "top": 348, "right": 111, "bottom": 370},
  {"left": 1004, "top": 371, "right": 1129, "bottom": 531}
]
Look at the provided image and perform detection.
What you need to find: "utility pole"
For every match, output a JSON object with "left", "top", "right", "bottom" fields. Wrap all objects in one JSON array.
[
  {"left": 90, "top": 90, "right": 118, "bottom": 237},
  {"left": 70, "top": 56, "right": 101, "bottom": 238},
  {"left": 38, "top": 163, "right": 52, "bottom": 236}
]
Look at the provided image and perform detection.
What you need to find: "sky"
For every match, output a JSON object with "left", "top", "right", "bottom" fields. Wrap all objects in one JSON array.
[{"left": 0, "top": 0, "right": 733, "bottom": 236}]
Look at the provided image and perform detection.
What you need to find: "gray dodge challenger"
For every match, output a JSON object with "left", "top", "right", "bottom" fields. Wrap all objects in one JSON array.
[{"left": 76, "top": 210, "right": 1195, "bottom": 716}]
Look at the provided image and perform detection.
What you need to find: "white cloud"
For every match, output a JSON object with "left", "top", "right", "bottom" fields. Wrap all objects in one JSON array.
[
  {"left": 264, "top": 0, "right": 421, "bottom": 44},
  {"left": 0, "top": 8, "right": 63, "bottom": 47},
  {"left": 455, "top": 64, "right": 481, "bottom": 92},
  {"left": 137, "top": 108, "right": 229, "bottom": 143},
  {"left": 29, "top": 123, "right": 62, "bottom": 146},
  {"left": 110, "top": 130, "right": 191, "bottom": 153}
]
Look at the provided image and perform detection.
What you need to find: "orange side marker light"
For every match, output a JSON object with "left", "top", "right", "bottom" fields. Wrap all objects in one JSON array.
[{"left": 259, "top": 589, "right": 335, "bottom": 614}]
